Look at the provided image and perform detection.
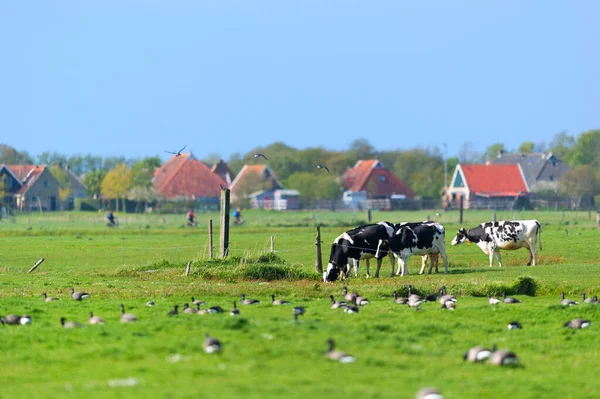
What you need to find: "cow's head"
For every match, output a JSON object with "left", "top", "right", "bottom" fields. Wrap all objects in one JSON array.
[
  {"left": 451, "top": 228, "right": 468, "bottom": 246},
  {"left": 322, "top": 263, "right": 341, "bottom": 282}
]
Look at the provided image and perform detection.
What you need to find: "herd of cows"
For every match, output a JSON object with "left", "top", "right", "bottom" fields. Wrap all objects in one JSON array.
[{"left": 322, "top": 219, "right": 543, "bottom": 282}]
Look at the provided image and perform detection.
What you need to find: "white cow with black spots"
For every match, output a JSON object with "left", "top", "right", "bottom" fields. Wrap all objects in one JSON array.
[{"left": 451, "top": 220, "right": 542, "bottom": 267}]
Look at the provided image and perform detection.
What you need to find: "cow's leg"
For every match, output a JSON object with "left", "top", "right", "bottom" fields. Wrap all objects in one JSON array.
[
  {"left": 352, "top": 259, "right": 359, "bottom": 278},
  {"left": 396, "top": 256, "right": 404, "bottom": 276},
  {"left": 389, "top": 253, "right": 396, "bottom": 277},
  {"left": 429, "top": 253, "right": 439, "bottom": 274},
  {"left": 440, "top": 251, "right": 449, "bottom": 274},
  {"left": 494, "top": 250, "right": 503, "bottom": 268},
  {"left": 419, "top": 255, "right": 427, "bottom": 275},
  {"left": 488, "top": 246, "right": 495, "bottom": 267},
  {"left": 531, "top": 243, "right": 537, "bottom": 266},
  {"left": 400, "top": 254, "right": 411, "bottom": 276},
  {"left": 365, "top": 258, "right": 371, "bottom": 278}
]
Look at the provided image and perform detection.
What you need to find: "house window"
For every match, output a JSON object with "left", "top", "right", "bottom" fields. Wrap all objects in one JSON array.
[
  {"left": 552, "top": 160, "right": 557, "bottom": 167},
  {"left": 378, "top": 175, "right": 386, "bottom": 183},
  {"left": 44, "top": 180, "right": 48, "bottom": 187},
  {"left": 5, "top": 175, "right": 11, "bottom": 186},
  {"left": 549, "top": 175, "right": 554, "bottom": 181}
]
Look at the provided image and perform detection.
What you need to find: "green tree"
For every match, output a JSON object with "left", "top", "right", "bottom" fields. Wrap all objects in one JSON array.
[
  {"left": 0, "top": 144, "right": 32, "bottom": 164},
  {"left": 83, "top": 170, "right": 107, "bottom": 198},
  {"left": 518, "top": 141, "right": 535, "bottom": 153},
  {"left": 348, "top": 138, "right": 375, "bottom": 160},
  {"left": 101, "top": 164, "right": 131, "bottom": 211},
  {"left": 49, "top": 165, "right": 71, "bottom": 210},
  {"left": 483, "top": 143, "right": 506, "bottom": 162},
  {"left": 571, "top": 129, "right": 600, "bottom": 167},
  {"left": 549, "top": 131, "right": 575, "bottom": 165},
  {"left": 558, "top": 165, "right": 598, "bottom": 209},
  {"left": 285, "top": 172, "right": 341, "bottom": 205},
  {"left": 130, "top": 156, "right": 161, "bottom": 189}
]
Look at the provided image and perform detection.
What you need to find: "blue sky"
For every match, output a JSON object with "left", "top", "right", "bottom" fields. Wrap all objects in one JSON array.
[{"left": 1, "top": 1, "right": 598, "bottom": 162}]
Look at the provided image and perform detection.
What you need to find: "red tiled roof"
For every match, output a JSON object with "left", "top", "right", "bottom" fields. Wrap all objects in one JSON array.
[
  {"left": 16, "top": 166, "right": 46, "bottom": 194},
  {"left": 343, "top": 159, "right": 415, "bottom": 198},
  {"left": 154, "top": 154, "right": 227, "bottom": 199},
  {"left": 460, "top": 164, "right": 528, "bottom": 196},
  {"left": 7, "top": 165, "right": 37, "bottom": 181}
]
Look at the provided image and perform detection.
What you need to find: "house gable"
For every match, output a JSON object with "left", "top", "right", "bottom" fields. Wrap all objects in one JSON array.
[
  {"left": 491, "top": 152, "right": 569, "bottom": 188},
  {"left": 0, "top": 164, "right": 23, "bottom": 193},
  {"left": 343, "top": 159, "right": 414, "bottom": 198},
  {"left": 229, "top": 164, "right": 284, "bottom": 197},
  {"left": 154, "top": 154, "right": 227, "bottom": 199}
]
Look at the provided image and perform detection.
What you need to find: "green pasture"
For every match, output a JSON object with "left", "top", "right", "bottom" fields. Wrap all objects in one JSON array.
[{"left": 1, "top": 210, "right": 599, "bottom": 399}]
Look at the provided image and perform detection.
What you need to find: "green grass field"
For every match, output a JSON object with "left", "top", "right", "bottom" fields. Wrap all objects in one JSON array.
[{"left": 1, "top": 210, "right": 599, "bottom": 398}]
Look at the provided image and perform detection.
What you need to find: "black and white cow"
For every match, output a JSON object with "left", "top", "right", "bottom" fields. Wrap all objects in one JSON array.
[
  {"left": 382, "top": 222, "right": 449, "bottom": 276},
  {"left": 451, "top": 220, "right": 542, "bottom": 267},
  {"left": 394, "top": 222, "right": 444, "bottom": 275},
  {"left": 322, "top": 221, "right": 395, "bottom": 282}
]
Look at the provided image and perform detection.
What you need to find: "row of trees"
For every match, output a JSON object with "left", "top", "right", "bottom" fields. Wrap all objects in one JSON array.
[{"left": 1, "top": 129, "right": 598, "bottom": 208}]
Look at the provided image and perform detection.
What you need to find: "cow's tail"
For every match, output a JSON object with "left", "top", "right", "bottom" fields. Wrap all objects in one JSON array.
[{"left": 536, "top": 221, "right": 542, "bottom": 251}]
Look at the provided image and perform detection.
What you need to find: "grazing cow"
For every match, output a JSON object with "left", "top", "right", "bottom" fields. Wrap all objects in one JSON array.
[
  {"left": 451, "top": 220, "right": 542, "bottom": 267},
  {"left": 322, "top": 221, "right": 395, "bottom": 282},
  {"left": 382, "top": 223, "right": 449, "bottom": 276}
]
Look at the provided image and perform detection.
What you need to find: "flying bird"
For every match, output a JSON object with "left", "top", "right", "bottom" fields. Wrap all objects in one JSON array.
[
  {"left": 316, "top": 164, "right": 330, "bottom": 173},
  {"left": 253, "top": 153, "right": 268, "bottom": 161},
  {"left": 165, "top": 145, "right": 187, "bottom": 156}
]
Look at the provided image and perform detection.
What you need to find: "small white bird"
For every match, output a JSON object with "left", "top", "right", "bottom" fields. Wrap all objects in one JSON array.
[
  {"left": 88, "top": 312, "right": 104, "bottom": 325},
  {"left": 316, "top": 164, "right": 330, "bottom": 173},
  {"left": 253, "top": 153, "right": 268, "bottom": 161},
  {"left": 488, "top": 295, "right": 501, "bottom": 305},
  {"left": 507, "top": 321, "right": 522, "bottom": 330}
]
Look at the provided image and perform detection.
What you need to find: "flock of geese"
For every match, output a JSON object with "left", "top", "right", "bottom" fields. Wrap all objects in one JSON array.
[{"left": 2, "top": 285, "right": 595, "bottom": 398}]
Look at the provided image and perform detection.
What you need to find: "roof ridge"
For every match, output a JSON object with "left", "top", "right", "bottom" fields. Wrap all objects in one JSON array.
[{"left": 158, "top": 155, "right": 190, "bottom": 192}]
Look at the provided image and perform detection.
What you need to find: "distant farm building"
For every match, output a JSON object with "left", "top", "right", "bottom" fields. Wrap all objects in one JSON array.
[
  {"left": 153, "top": 154, "right": 227, "bottom": 208},
  {"left": 445, "top": 163, "right": 530, "bottom": 209},
  {"left": 342, "top": 159, "right": 414, "bottom": 210}
]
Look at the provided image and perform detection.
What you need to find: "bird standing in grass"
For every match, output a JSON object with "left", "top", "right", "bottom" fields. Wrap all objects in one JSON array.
[
  {"left": 507, "top": 321, "right": 522, "bottom": 330},
  {"left": 42, "top": 292, "right": 59, "bottom": 302},
  {"left": 560, "top": 292, "right": 578, "bottom": 306},
  {"left": 230, "top": 301, "right": 240, "bottom": 316},
  {"left": 70, "top": 288, "right": 89, "bottom": 301},
  {"left": 502, "top": 292, "right": 521, "bottom": 304},
  {"left": 88, "top": 312, "right": 104, "bottom": 325},
  {"left": 488, "top": 295, "right": 501, "bottom": 305},
  {"left": 271, "top": 294, "right": 291, "bottom": 305},
  {"left": 463, "top": 345, "right": 493, "bottom": 363},
  {"left": 203, "top": 333, "right": 222, "bottom": 353},
  {"left": 330, "top": 295, "right": 346, "bottom": 309},
  {"left": 167, "top": 305, "right": 179, "bottom": 316},
  {"left": 325, "top": 339, "right": 355, "bottom": 363},
  {"left": 183, "top": 303, "right": 197, "bottom": 314},
  {"left": 120, "top": 304, "right": 138, "bottom": 323},
  {"left": 564, "top": 319, "right": 592, "bottom": 329},
  {"left": 241, "top": 294, "right": 260, "bottom": 305},
  {"left": 61, "top": 317, "right": 84, "bottom": 329},
  {"left": 490, "top": 348, "right": 520, "bottom": 366}
]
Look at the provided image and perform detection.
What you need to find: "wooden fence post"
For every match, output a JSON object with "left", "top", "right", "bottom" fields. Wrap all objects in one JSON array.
[
  {"left": 270, "top": 236, "right": 275, "bottom": 253},
  {"left": 219, "top": 189, "right": 230, "bottom": 258},
  {"left": 459, "top": 196, "right": 464, "bottom": 224},
  {"left": 185, "top": 261, "right": 191, "bottom": 277},
  {"left": 208, "top": 219, "right": 213, "bottom": 259},
  {"left": 315, "top": 225, "right": 323, "bottom": 273},
  {"left": 493, "top": 212, "right": 496, "bottom": 222},
  {"left": 27, "top": 258, "right": 45, "bottom": 273},
  {"left": 366, "top": 209, "right": 372, "bottom": 223}
]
